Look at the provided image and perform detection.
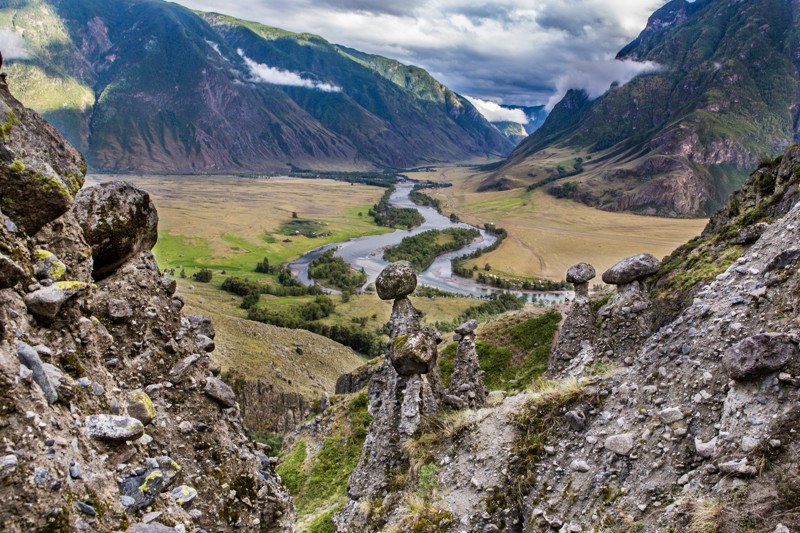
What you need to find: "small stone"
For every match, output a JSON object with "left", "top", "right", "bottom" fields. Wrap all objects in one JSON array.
[
  {"left": 774, "top": 524, "right": 790, "bottom": 533},
  {"left": 76, "top": 501, "right": 96, "bottom": 516},
  {"left": 170, "top": 485, "right": 198, "bottom": 506},
  {"left": 85, "top": 414, "right": 144, "bottom": 441},
  {"left": 0, "top": 455, "right": 18, "bottom": 479},
  {"left": 570, "top": 460, "right": 590, "bottom": 472},
  {"left": 375, "top": 261, "right": 417, "bottom": 300},
  {"left": 23, "top": 283, "right": 87, "bottom": 321},
  {"left": 196, "top": 334, "right": 215, "bottom": 353},
  {"left": 17, "top": 342, "right": 58, "bottom": 404},
  {"left": 169, "top": 354, "right": 201, "bottom": 383},
  {"left": 108, "top": 299, "right": 133, "bottom": 321},
  {"left": 69, "top": 462, "right": 82, "bottom": 480},
  {"left": 179, "top": 421, "right": 193, "bottom": 433},
  {"left": 718, "top": 458, "right": 758, "bottom": 477},
  {"left": 204, "top": 377, "right": 236, "bottom": 408},
  {"left": 605, "top": 433, "right": 635, "bottom": 456},
  {"left": 91, "top": 382, "right": 105, "bottom": 396},
  {"left": 126, "top": 390, "right": 156, "bottom": 425},
  {"left": 659, "top": 407, "right": 684, "bottom": 424},
  {"left": 33, "top": 467, "right": 50, "bottom": 486},
  {"left": 565, "top": 410, "right": 586, "bottom": 431},
  {"left": 694, "top": 437, "right": 717, "bottom": 459}
]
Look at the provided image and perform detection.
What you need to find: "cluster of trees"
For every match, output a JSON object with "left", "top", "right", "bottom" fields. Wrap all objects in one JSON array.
[
  {"left": 476, "top": 273, "right": 570, "bottom": 291},
  {"left": 288, "top": 168, "right": 398, "bottom": 188},
  {"left": 434, "top": 293, "right": 525, "bottom": 332},
  {"left": 548, "top": 181, "right": 579, "bottom": 199},
  {"left": 451, "top": 224, "right": 508, "bottom": 279},
  {"left": 383, "top": 228, "right": 480, "bottom": 271},
  {"left": 308, "top": 249, "right": 367, "bottom": 291},
  {"left": 221, "top": 273, "right": 323, "bottom": 309},
  {"left": 247, "top": 301, "right": 384, "bottom": 357},
  {"left": 409, "top": 190, "right": 442, "bottom": 213},
  {"left": 369, "top": 186, "right": 424, "bottom": 229}
]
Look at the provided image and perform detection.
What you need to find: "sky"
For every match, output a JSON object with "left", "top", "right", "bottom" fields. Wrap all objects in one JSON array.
[{"left": 173, "top": 0, "right": 670, "bottom": 112}]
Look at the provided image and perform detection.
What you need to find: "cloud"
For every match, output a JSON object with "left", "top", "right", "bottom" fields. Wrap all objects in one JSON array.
[
  {"left": 237, "top": 49, "right": 341, "bottom": 92},
  {"left": 174, "top": 0, "right": 671, "bottom": 105},
  {"left": 0, "top": 30, "right": 30, "bottom": 60},
  {"left": 546, "top": 59, "right": 661, "bottom": 110},
  {"left": 465, "top": 96, "right": 527, "bottom": 124}
]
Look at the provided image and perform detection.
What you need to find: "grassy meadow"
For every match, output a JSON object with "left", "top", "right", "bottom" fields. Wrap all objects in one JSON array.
[{"left": 405, "top": 166, "right": 708, "bottom": 281}]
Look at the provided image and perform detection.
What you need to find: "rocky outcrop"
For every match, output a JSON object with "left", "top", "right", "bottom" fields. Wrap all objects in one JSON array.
[
  {"left": 236, "top": 379, "right": 312, "bottom": 434},
  {"left": 553, "top": 262, "right": 599, "bottom": 372},
  {"left": 0, "top": 77, "right": 85, "bottom": 234},
  {"left": 0, "top": 83, "right": 294, "bottom": 531},
  {"left": 446, "top": 320, "right": 487, "bottom": 409},
  {"left": 335, "top": 357, "right": 383, "bottom": 394}
]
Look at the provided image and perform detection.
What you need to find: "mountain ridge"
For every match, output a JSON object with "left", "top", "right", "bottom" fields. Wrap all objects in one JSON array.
[
  {"left": 490, "top": 0, "right": 800, "bottom": 217},
  {"left": 1, "top": 0, "right": 513, "bottom": 173}
]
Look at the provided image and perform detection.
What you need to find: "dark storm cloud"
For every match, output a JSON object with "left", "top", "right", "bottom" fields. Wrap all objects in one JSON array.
[{"left": 173, "top": 0, "right": 669, "bottom": 106}]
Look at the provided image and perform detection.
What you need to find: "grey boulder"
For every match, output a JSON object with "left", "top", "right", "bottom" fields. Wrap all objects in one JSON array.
[
  {"left": 376, "top": 261, "right": 417, "bottom": 300},
  {"left": 723, "top": 333, "right": 798, "bottom": 381},
  {"left": 567, "top": 262, "right": 596, "bottom": 284},
  {"left": 85, "top": 414, "right": 144, "bottom": 441},
  {"left": 204, "top": 377, "right": 236, "bottom": 408},
  {"left": 601, "top": 254, "right": 661, "bottom": 285}
]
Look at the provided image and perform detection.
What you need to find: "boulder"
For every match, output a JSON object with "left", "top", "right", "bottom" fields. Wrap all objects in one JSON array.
[
  {"left": 169, "top": 353, "right": 202, "bottom": 383},
  {"left": 204, "top": 377, "right": 236, "bottom": 408},
  {"left": 735, "top": 222, "right": 769, "bottom": 245},
  {"left": 391, "top": 328, "right": 438, "bottom": 376},
  {"left": 108, "top": 298, "right": 133, "bottom": 321},
  {"left": 601, "top": 254, "right": 660, "bottom": 285},
  {"left": 72, "top": 181, "right": 158, "bottom": 278},
  {"left": 126, "top": 390, "right": 156, "bottom": 425},
  {"left": 85, "top": 414, "right": 144, "bottom": 441},
  {"left": 119, "top": 457, "right": 181, "bottom": 510},
  {"left": 32, "top": 249, "right": 66, "bottom": 282},
  {"left": 170, "top": 485, "right": 198, "bottom": 506},
  {"left": 376, "top": 261, "right": 417, "bottom": 300},
  {"left": 723, "top": 333, "right": 799, "bottom": 381},
  {"left": 24, "top": 281, "right": 89, "bottom": 321},
  {"left": 566, "top": 262, "right": 596, "bottom": 284}
]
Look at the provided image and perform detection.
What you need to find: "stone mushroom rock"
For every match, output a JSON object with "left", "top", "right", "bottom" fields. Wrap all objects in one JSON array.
[
  {"left": 723, "top": 333, "right": 799, "bottom": 381},
  {"left": 601, "top": 253, "right": 661, "bottom": 285},
  {"left": 85, "top": 414, "right": 144, "bottom": 441},
  {"left": 447, "top": 321, "right": 487, "bottom": 409},
  {"left": 72, "top": 181, "right": 158, "bottom": 279},
  {"left": 204, "top": 376, "right": 237, "bottom": 407},
  {"left": 376, "top": 261, "right": 417, "bottom": 300},
  {"left": 454, "top": 319, "right": 478, "bottom": 336},
  {"left": 567, "top": 263, "right": 596, "bottom": 284}
]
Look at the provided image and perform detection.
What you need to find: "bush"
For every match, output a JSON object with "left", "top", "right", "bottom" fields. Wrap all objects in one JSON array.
[
  {"left": 255, "top": 257, "right": 270, "bottom": 273},
  {"left": 193, "top": 268, "right": 212, "bottom": 282}
]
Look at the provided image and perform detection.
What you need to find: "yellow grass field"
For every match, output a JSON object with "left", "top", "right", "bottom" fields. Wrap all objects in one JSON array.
[{"left": 406, "top": 166, "right": 708, "bottom": 281}]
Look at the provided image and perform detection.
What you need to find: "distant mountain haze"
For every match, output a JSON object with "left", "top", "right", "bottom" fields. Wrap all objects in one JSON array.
[
  {"left": 0, "top": 0, "right": 513, "bottom": 173},
  {"left": 493, "top": 0, "right": 800, "bottom": 217}
]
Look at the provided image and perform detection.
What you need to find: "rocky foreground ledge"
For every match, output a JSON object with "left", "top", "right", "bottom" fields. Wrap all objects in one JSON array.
[{"left": 0, "top": 78, "right": 294, "bottom": 530}]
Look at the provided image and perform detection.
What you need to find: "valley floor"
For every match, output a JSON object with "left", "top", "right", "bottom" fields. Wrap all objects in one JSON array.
[{"left": 407, "top": 166, "right": 708, "bottom": 281}]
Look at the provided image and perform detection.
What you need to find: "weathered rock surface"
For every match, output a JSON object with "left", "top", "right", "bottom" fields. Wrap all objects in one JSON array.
[
  {"left": 72, "top": 181, "right": 158, "bottom": 278},
  {"left": 567, "top": 262, "right": 596, "bottom": 284},
  {"left": 0, "top": 77, "right": 85, "bottom": 234},
  {"left": 447, "top": 320, "right": 487, "bottom": 409},
  {"left": 0, "top": 83, "right": 294, "bottom": 532},
  {"left": 204, "top": 376, "right": 237, "bottom": 408}
]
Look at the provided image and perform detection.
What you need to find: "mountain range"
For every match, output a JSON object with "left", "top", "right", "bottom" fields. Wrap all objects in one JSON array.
[
  {"left": 0, "top": 0, "right": 513, "bottom": 173},
  {"left": 490, "top": 0, "right": 800, "bottom": 217}
]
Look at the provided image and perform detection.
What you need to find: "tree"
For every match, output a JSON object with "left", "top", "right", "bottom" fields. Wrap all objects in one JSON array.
[
  {"left": 255, "top": 257, "right": 270, "bottom": 273},
  {"left": 484, "top": 263, "right": 491, "bottom": 271},
  {"left": 291, "top": 211, "right": 298, "bottom": 219}
]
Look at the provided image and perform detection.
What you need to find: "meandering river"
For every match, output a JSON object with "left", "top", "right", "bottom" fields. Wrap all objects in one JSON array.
[{"left": 289, "top": 183, "right": 570, "bottom": 304}]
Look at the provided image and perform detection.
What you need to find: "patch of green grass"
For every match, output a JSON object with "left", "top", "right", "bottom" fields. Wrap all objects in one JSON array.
[
  {"left": 275, "top": 439, "right": 308, "bottom": 495},
  {"left": 249, "top": 431, "right": 284, "bottom": 454},
  {"left": 306, "top": 506, "right": 340, "bottom": 533},
  {"left": 280, "top": 393, "right": 372, "bottom": 520},
  {"left": 278, "top": 218, "right": 326, "bottom": 236}
]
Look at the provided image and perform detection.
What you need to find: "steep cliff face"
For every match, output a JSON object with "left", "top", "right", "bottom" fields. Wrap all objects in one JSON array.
[
  {"left": 1, "top": 0, "right": 512, "bottom": 173},
  {"left": 0, "top": 79, "right": 294, "bottom": 530},
  {"left": 292, "top": 142, "right": 800, "bottom": 532},
  {"left": 494, "top": 0, "right": 800, "bottom": 217}
]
